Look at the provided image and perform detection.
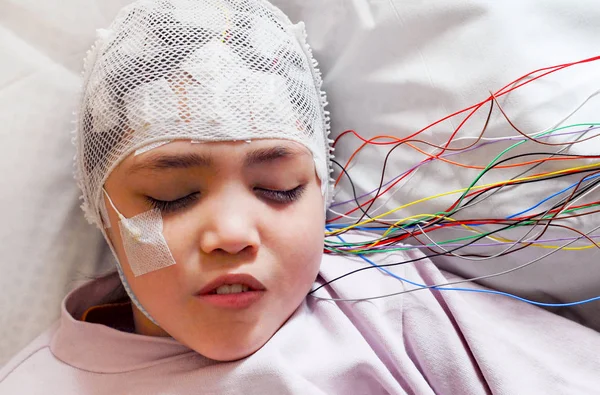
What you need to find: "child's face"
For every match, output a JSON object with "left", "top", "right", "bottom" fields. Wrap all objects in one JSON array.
[{"left": 103, "top": 139, "right": 325, "bottom": 361}]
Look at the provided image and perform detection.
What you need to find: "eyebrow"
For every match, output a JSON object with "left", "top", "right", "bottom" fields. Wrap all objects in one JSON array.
[
  {"left": 127, "top": 152, "right": 212, "bottom": 175},
  {"left": 243, "top": 145, "right": 305, "bottom": 167},
  {"left": 127, "top": 145, "right": 305, "bottom": 175}
]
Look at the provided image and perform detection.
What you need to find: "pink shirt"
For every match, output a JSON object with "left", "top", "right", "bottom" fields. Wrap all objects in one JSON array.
[{"left": 2, "top": 244, "right": 600, "bottom": 394}]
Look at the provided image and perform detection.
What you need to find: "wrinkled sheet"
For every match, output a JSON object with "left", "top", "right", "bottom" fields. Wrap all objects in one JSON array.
[{"left": 2, "top": 236, "right": 599, "bottom": 394}]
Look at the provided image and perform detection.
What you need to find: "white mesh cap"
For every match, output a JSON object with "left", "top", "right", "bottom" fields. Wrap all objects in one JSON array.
[{"left": 75, "top": 0, "right": 333, "bottom": 228}]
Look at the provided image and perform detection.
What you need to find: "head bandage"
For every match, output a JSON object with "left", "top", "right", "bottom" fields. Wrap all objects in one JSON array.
[
  {"left": 74, "top": 0, "right": 334, "bottom": 231},
  {"left": 74, "top": 0, "right": 333, "bottom": 325}
]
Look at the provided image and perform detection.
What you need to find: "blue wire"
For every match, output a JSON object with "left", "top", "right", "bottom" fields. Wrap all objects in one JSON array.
[
  {"left": 325, "top": 223, "right": 487, "bottom": 231},
  {"left": 506, "top": 172, "right": 600, "bottom": 219},
  {"left": 327, "top": 171, "right": 600, "bottom": 225},
  {"left": 326, "top": 227, "right": 600, "bottom": 307},
  {"left": 325, "top": 225, "right": 392, "bottom": 231}
]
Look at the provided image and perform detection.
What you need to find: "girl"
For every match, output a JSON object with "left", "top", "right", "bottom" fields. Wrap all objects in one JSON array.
[{"left": 1, "top": 0, "right": 599, "bottom": 393}]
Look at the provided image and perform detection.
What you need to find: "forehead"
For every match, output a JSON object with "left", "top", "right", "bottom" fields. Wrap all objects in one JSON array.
[{"left": 118, "top": 139, "right": 314, "bottom": 176}]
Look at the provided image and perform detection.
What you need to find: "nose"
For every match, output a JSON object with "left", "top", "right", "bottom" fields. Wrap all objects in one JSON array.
[{"left": 198, "top": 189, "right": 260, "bottom": 255}]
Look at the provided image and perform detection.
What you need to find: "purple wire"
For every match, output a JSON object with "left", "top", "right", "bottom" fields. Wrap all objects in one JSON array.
[
  {"left": 330, "top": 126, "right": 600, "bottom": 208},
  {"left": 331, "top": 234, "right": 600, "bottom": 251}
]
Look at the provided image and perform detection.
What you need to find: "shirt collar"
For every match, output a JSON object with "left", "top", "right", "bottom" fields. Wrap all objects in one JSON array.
[{"left": 50, "top": 272, "right": 212, "bottom": 373}]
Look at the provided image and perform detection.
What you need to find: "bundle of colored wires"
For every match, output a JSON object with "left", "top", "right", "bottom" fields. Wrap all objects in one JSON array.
[{"left": 313, "top": 55, "right": 600, "bottom": 309}]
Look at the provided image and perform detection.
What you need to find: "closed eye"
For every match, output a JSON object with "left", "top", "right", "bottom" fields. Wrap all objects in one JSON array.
[
  {"left": 255, "top": 185, "right": 306, "bottom": 204},
  {"left": 145, "top": 184, "right": 306, "bottom": 213},
  {"left": 145, "top": 192, "right": 200, "bottom": 213}
]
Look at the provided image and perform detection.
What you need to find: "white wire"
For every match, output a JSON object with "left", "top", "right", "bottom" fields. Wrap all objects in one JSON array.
[
  {"left": 328, "top": 89, "right": 600, "bottom": 227},
  {"left": 560, "top": 181, "right": 600, "bottom": 214},
  {"left": 310, "top": 222, "right": 600, "bottom": 302},
  {"left": 415, "top": 221, "right": 548, "bottom": 262},
  {"left": 447, "top": 88, "right": 600, "bottom": 145},
  {"left": 369, "top": 165, "right": 420, "bottom": 216}
]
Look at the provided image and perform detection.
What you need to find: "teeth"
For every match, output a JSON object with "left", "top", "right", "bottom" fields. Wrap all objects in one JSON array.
[{"left": 215, "top": 284, "right": 250, "bottom": 294}]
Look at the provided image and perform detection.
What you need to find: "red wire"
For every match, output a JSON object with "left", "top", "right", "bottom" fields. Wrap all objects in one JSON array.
[
  {"left": 332, "top": 55, "right": 600, "bottom": 188},
  {"left": 334, "top": 200, "right": 600, "bottom": 251}
]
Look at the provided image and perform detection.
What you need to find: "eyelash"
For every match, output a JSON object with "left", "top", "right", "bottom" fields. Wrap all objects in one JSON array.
[
  {"left": 256, "top": 185, "right": 306, "bottom": 204},
  {"left": 145, "top": 185, "right": 306, "bottom": 213},
  {"left": 146, "top": 193, "right": 200, "bottom": 213}
]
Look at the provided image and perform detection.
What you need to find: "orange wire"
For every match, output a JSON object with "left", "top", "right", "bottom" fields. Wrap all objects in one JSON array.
[
  {"left": 332, "top": 55, "right": 600, "bottom": 185},
  {"left": 327, "top": 162, "right": 598, "bottom": 223},
  {"left": 333, "top": 130, "right": 600, "bottom": 170},
  {"left": 406, "top": 142, "right": 600, "bottom": 170}
]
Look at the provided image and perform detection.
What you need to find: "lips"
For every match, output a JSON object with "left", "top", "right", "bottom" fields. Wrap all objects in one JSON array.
[{"left": 196, "top": 273, "right": 266, "bottom": 296}]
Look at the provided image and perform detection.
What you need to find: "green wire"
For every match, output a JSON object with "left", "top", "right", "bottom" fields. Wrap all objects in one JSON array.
[
  {"left": 327, "top": 123, "right": 600, "bottom": 253},
  {"left": 325, "top": 202, "right": 600, "bottom": 254},
  {"left": 390, "top": 122, "right": 600, "bottom": 231}
]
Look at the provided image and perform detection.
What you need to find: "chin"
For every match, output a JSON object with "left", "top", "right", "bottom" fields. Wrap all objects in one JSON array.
[
  {"left": 196, "top": 336, "right": 269, "bottom": 362},
  {"left": 173, "top": 322, "right": 276, "bottom": 362}
]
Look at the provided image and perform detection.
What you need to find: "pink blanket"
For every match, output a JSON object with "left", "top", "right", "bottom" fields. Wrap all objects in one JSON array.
[{"left": 2, "top": 236, "right": 599, "bottom": 394}]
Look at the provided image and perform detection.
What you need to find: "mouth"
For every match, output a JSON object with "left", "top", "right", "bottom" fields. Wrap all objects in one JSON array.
[
  {"left": 196, "top": 273, "right": 266, "bottom": 296},
  {"left": 195, "top": 274, "right": 266, "bottom": 309}
]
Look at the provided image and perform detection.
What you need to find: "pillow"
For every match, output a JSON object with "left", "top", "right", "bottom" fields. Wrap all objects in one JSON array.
[
  {"left": 269, "top": 0, "right": 600, "bottom": 330},
  {"left": 0, "top": 0, "right": 133, "bottom": 366}
]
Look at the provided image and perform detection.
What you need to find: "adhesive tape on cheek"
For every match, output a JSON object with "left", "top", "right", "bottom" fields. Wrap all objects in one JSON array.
[
  {"left": 103, "top": 188, "right": 177, "bottom": 277},
  {"left": 118, "top": 209, "right": 177, "bottom": 277}
]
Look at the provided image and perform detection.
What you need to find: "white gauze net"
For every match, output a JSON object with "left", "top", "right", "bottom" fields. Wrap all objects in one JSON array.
[
  {"left": 75, "top": 0, "right": 334, "bottom": 229},
  {"left": 119, "top": 209, "right": 177, "bottom": 277}
]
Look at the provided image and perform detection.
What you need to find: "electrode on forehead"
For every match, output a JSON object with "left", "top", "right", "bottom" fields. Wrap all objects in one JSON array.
[{"left": 125, "top": 78, "right": 181, "bottom": 137}]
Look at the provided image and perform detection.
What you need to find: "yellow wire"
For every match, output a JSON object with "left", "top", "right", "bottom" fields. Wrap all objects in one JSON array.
[
  {"left": 436, "top": 218, "right": 597, "bottom": 251},
  {"left": 347, "top": 212, "right": 597, "bottom": 252},
  {"left": 327, "top": 162, "right": 600, "bottom": 235},
  {"left": 218, "top": 2, "right": 231, "bottom": 43}
]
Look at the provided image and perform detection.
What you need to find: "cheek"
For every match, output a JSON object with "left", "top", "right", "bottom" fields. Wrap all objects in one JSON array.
[
  {"left": 161, "top": 218, "right": 196, "bottom": 264},
  {"left": 102, "top": 198, "right": 184, "bottom": 304},
  {"left": 272, "top": 230, "right": 323, "bottom": 311},
  {"left": 269, "top": 186, "right": 325, "bottom": 286}
]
